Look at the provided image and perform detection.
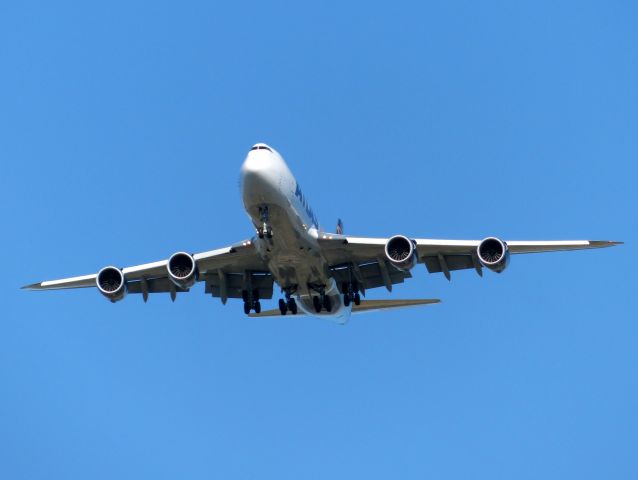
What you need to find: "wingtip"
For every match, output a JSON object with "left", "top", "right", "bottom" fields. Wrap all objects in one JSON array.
[
  {"left": 590, "top": 240, "right": 624, "bottom": 248},
  {"left": 21, "top": 282, "right": 42, "bottom": 290}
]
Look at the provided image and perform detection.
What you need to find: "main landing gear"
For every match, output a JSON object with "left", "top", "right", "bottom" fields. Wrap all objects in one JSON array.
[
  {"left": 242, "top": 289, "right": 261, "bottom": 314},
  {"left": 343, "top": 292, "right": 360, "bottom": 307},
  {"left": 278, "top": 288, "right": 298, "bottom": 315},
  {"left": 312, "top": 294, "right": 332, "bottom": 313},
  {"left": 341, "top": 282, "right": 361, "bottom": 307},
  {"left": 257, "top": 206, "right": 272, "bottom": 239},
  {"left": 278, "top": 297, "right": 298, "bottom": 315}
]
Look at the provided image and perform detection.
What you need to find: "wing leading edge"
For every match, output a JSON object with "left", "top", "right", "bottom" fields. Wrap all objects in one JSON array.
[
  {"left": 318, "top": 235, "right": 621, "bottom": 281},
  {"left": 22, "top": 239, "right": 269, "bottom": 299}
]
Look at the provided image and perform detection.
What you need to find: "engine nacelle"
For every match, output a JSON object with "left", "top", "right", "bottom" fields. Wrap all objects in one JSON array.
[
  {"left": 167, "top": 252, "right": 198, "bottom": 289},
  {"left": 96, "top": 266, "right": 127, "bottom": 302},
  {"left": 477, "top": 237, "right": 510, "bottom": 273},
  {"left": 384, "top": 235, "right": 417, "bottom": 271}
]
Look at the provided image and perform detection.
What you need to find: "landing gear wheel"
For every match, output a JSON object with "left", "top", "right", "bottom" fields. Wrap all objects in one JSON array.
[
  {"left": 254, "top": 301, "right": 261, "bottom": 314},
  {"left": 287, "top": 298, "right": 298, "bottom": 314},
  {"left": 243, "top": 302, "right": 251, "bottom": 315},
  {"left": 354, "top": 293, "right": 361, "bottom": 306},
  {"left": 313, "top": 296, "right": 322, "bottom": 313},
  {"left": 343, "top": 293, "right": 351, "bottom": 307},
  {"left": 266, "top": 226, "right": 273, "bottom": 239},
  {"left": 257, "top": 228, "right": 264, "bottom": 239},
  {"left": 278, "top": 298, "right": 288, "bottom": 315},
  {"left": 323, "top": 295, "right": 332, "bottom": 313}
]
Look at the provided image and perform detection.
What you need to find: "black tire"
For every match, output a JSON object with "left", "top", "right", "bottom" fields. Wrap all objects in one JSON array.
[
  {"left": 288, "top": 298, "right": 298, "bottom": 314},
  {"left": 243, "top": 302, "right": 251, "bottom": 314},
  {"left": 343, "top": 294, "right": 351, "bottom": 307},
  {"left": 323, "top": 295, "right": 332, "bottom": 312},
  {"left": 254, "top": 301, "right": 261, "bottom": 314},
  {"left": 354, "top": 293, "right": 361, "bottom": 306},
  {"left": 313, "top": 296, "right": 322, "bottom": 313},
  {"left": 278, "top": 298, "right": 288, "bottom": 315}
]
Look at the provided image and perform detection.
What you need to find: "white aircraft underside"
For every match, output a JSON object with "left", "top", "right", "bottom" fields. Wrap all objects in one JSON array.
[{"left": 24, "top": 143, "right": 622, "bottom": 324}]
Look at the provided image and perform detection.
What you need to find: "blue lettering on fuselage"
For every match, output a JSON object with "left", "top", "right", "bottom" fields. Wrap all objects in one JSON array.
[{"left": 294, "top": 182, "right": 319, "bottom": 228}]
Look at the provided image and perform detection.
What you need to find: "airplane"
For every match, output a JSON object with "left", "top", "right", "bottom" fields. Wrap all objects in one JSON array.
[{"left": 23, "top": 143, "right": 622, "bottom": 323}]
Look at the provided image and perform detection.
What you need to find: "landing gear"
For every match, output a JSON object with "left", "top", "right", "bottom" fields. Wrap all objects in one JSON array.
[
  {"left": 310, "top": 293, "right": 332, "bottom": 313},
  {"left": 243, "top": 300, "right": 261, "bottom": 314},
  {"left": 313, "top": 295, "right": 322, "bottom": 313},
  {"left": 257, "top": 226, "right": 272, "bottom": 239},
  {"left": 279, "top": 297, "right": 298, "bottom": 315},
  {"left": 278, "top": 298, "right": 288, "bottom": 315},
  {"left": 342, "top": 282, "right": 361, "bottom": 307},
  {"left": 287, "top": 298, "right": 298, "bottom": 314},
  {"left": 257, "top": 206, "right": 272, "bottom": 239},
  {"left": 242, "top": 289, "right": 261, "bottom": 315},
  {"left": 322, "top": 294, "right": 332, "bottom": 313},
  {"left": 277, "top": 287, "right": 298, "bottom": 316}
]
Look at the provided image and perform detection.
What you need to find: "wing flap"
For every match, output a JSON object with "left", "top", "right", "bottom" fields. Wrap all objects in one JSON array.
[
  {"left": 126, "top": 277, "right": 189, "bottom": 294},
  {"left": 203, "top": 271, "right": 274, "bottom": 300},
  {"left": 422, "top": 254, "right": 475, "bottom": 274},
  {"left": 330, "top": 261, "right": 411, "bottom": 292}
]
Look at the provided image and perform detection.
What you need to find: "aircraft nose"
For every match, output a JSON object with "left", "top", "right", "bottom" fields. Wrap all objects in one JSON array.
[
  {"left": 241, "top": 143, "right": 278, "bottom": 194},
  {"left": 249, "top": 143, "right": 273, "bottom": 153}
]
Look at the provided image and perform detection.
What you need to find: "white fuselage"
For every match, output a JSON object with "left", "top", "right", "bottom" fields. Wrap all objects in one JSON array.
[{"left": 240, "top": 144, "right": 350, "bottom": 322}]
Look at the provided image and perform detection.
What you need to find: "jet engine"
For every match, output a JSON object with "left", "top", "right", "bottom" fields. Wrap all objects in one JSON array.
[
  {"left": 385, "top": 235, "right": 417, "bottom": 271},
  {"left": 167, "top": 252, "right": 198, "bottom": 289},
  {"left": 477, "top": 237, "right": 510, "bottom": 273},
  {"left": 96, "top": 266, "right": 127, "bottom": 302}
]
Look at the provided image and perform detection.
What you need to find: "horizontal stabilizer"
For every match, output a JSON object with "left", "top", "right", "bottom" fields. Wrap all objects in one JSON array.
[
  {"left": 249, "top": 298, "right": 440, "bottom": 317},
  {"left": 352, "top": 298, "right": 440, "bottom": 313}
]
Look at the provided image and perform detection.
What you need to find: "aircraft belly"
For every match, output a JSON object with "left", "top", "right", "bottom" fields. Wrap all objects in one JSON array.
[{"left": 244, "top": 177, "right": 349, "bottom": 321}]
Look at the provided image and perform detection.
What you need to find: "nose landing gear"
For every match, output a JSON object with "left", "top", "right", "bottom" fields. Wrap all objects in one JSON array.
[{"left": 257, "top": 206, "right": 272, "bottom": 239}]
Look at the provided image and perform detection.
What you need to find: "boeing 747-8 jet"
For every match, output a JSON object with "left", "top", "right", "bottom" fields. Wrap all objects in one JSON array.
[{"left": 23, "top": 143, "right": 621, "bottom": 323}]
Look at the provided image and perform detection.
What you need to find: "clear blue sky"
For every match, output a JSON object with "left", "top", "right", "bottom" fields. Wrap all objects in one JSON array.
[{"left": 1, "top": 1, "right": 636, "bottom": 479}]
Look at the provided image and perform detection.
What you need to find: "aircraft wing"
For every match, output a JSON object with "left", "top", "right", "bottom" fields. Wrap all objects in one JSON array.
[
  {"left": 22, "top": 239, "right": 272, "bottom": 301},
  {"left": 319, "top": 235, "right": 621, "bottom": 283}
]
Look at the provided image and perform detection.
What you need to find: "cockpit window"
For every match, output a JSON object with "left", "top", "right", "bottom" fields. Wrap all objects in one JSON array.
[{"left": 250, "top": 145, "right": 272, "bottom": 152}]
